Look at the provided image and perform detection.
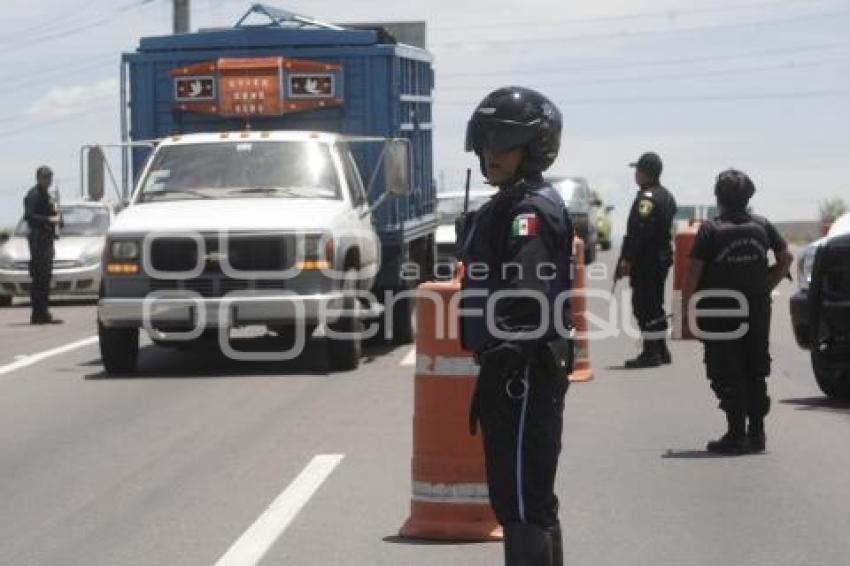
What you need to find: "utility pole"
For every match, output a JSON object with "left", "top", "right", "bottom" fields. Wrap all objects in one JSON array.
[{"left": 173, "top": 0, "right": 190, "bottom": 34}]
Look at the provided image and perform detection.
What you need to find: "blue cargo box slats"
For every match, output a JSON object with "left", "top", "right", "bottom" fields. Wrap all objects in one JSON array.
[{"left": 123, "top": 23, "right": 436, "bottom": 241}]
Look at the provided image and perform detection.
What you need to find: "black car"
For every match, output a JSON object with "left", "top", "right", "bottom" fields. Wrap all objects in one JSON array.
[
  {"left": 548, "top": 176, "right": 600, "bottom": 264},
  {"left": 789, "top": 214, "right": 850, "bottom": 399}
]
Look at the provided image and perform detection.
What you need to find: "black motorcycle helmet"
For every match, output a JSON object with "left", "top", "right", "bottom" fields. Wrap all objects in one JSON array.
[
  {"left": 714, "top": 169, "right": 755, "bottom": 211},
  {"left": 465, "top": 86, "right": 562, "bottom": 178}
]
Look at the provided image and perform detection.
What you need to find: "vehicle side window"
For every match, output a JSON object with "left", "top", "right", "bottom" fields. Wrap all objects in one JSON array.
[{"left": 341, "top": 150, "right": 367, "bottom": 207}]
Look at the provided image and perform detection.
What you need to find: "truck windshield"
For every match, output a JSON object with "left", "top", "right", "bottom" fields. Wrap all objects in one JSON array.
[{"left": 137, "top": 141, "right": 341, "bottom": 202}]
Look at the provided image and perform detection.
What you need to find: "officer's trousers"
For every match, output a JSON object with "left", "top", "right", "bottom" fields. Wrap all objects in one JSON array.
[
  {"left": 701, "top": 296, "right": 772, "bottom": 417},
  {"left": 476, "top": 352, "right": 568, "bottom": 528},
  {"left": 27, "top": 233, "right": 54, "bottom": 318},
  {"left": 630, "top": 260, "right": 671, "bottom": 337}
]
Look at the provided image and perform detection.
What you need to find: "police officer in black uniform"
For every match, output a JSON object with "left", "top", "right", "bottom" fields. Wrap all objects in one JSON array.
[
  {"left": 617, "top": 152, "right": 677, "bottom": 368},
  {"left": 683, "top": 170, "right": 793, "bottom": 453},
  {"left": 462, "top": 87, "right": 574, "bottom": 566},
  {"left": 23, "top": 166, "right": 62, "bottom": 325}
]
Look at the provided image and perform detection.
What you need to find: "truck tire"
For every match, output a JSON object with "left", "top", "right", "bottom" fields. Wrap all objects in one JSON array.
[
  {"left": 0, "top": 295, "right": 11, "bottom": 307},
  {"left": 328, "top": 269, "right": 362, "bottom": 371},
  {"left": 98, "top": 322, "right": 139, "bottom": 375},
  {"left": 811, "top": 350, "right": 850, "bottom": 400},
  {"left": 390, "top": 291, "right": 415, "bottom": 345}
]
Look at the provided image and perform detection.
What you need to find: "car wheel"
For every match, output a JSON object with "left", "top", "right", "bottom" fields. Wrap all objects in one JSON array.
[
  {"left": 327, "top": 269, "right": 362, "bottom": 371},
  {"left": 98, "top": 321, "right": 139, "bottom": 375},
  {"left": 811, "top": 350, "right": 850, "bottom": 400},
  {"left": 0, "top": 295, "right": 11, "bottom": 307}
]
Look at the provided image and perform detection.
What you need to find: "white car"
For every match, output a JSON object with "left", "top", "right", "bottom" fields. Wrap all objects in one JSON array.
[
  {"left": 790, "top": 212, "right": 850, "bottom": 399},
  {"left": 0, "top": 202, "right": 114, "bottom": 304}
]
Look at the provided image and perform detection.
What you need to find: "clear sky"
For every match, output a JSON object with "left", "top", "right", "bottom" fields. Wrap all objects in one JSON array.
[{"left": 1, "top": 0, "right": 848, "bottom": 230}]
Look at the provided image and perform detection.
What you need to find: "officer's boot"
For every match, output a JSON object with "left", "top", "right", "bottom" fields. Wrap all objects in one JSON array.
[
  {"left": 551, "top": 522, "right": 564, "bottom": 566},
  {"left": 657, "top": 339, "right": 672, "bottom": 365},
  {"left": 707, "top": 411, "right": 749, "bottom": 454},
  {"left": 504, "top": 523, "right": 553, "bottom": 566},
  {"left": 747, "top": 416, "right": 766, "bottom": 453},
  {"left": 624, "top": 341, "right": 663, "bottom": 369}
]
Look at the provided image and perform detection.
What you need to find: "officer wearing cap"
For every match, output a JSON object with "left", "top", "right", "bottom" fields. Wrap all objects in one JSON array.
[
  {"left": 683, "top": 169, "right": 793, "bottom": 453},
  {"left": 23, "top": 166, "right": 62, "bottom": 325},
  {"left": 462, "top": 86, "right": 574, "bottom": 566},
  {"left": 617, "top": 152, "right": 677, "bottom": 367}
]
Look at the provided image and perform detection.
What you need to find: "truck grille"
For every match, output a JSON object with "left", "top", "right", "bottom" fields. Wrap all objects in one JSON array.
[
  {"left": 149, "top": 235, "right": 293, "bottom": 273},
  {"left": 149, "top": 277, "right": 287, "bottom": 298}
]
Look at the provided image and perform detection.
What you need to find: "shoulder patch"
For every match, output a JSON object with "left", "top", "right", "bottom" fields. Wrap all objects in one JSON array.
[
  {"left": 642, "top": 191, "right": 653, "bottom": 198},
  {"left": 511, "top": 212, "right": 539, "bottom": 237},
  {"left": 638, "top": 199, "right": 655, "bottom": 219}
]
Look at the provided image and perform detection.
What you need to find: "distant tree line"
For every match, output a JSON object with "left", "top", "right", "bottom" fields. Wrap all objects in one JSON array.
[{"left": 819, "top": 197, "right": 847, "bottom": 223}]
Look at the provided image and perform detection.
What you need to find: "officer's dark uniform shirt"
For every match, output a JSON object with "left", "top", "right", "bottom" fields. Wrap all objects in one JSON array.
[
  {"left": 622, "top": 184, "right": 677, "bottom": 265},
  {"left": 24, "top": 186, "right": 57, "bottom": 237},
  {"left": 460, "top": 179, "right": 573, "bottom": 356},
  {"left": 690, "top": 211, "right": 787, "bottom": 296}
]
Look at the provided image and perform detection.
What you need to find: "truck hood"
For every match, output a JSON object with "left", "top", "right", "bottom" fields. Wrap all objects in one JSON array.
[{"left": 109, "top": 199, "right": 349, "bottom": 234}]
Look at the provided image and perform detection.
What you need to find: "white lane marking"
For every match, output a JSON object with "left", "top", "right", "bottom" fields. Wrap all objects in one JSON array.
[
  {"left": 400, "top": 346, "right": 416, "bottom": 366},
  {"left": 214, "top": 454, "right": 345, "bottom": 566},
  {"left": 0, "top": 335, "right": 98, "bottom": 377}
]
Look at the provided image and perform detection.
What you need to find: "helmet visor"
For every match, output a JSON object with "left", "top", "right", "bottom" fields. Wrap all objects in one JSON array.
[{"left": 465, "top": 118, "right": 539, "bottom": 153}]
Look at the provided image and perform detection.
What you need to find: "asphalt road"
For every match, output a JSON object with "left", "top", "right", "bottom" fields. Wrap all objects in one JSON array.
[{"left": 1, "top": 249, "right": 849, "bottom": 566}]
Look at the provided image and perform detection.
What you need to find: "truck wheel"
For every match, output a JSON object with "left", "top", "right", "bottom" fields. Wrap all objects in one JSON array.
[
  {"left": 327, "top": 270, "right": 362, "bottom": 371},
  {"left": 98, "top": 322, "right": 139, "bottom": 375},
  {"left": 390, "top": 289, "right": 415, "bottom": 345},
  {"left": 812, "top": 350, "right": 850, "bottom": 400},
  {"left": 0, "top": 295, "right": 11, "bottom": 307}
]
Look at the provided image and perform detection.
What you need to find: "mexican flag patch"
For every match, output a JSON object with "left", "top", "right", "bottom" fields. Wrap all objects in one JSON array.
[{"left": 511, "top": 213, "right": 539, "bottom": 237}]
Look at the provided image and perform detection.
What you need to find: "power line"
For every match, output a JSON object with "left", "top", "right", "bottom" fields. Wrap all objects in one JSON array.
[
  {"left": 431, "top": 7, "right": 850, "bottom": 48},
  {"left": 437, "top": 56, "right": 850, "bottom": 92},
  {"left": 435, "top": 90, "right": 850, "bottom": 107},
  {"left": 0, "top": 0, "right": 160, "bottom": 53},
  {"left": 437, "top": 40, "right": 850, "bottom": 78},
  {"left": 431, "top": 0, "right": 825, "bottom": 32}
]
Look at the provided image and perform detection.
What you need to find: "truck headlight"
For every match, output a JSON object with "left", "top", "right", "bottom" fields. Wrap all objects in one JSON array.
[
  {"left": 797, "top": 246, "right": 817, "bottom": 291},
  {"left": 110, "top": 240, "right": 140, "bottom": 260},
  {"left": 297, "top": 234, "right": 333, "bottom": 270}
]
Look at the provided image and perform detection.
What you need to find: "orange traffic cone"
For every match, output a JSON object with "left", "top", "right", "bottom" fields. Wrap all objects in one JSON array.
[
  {"left": 399, "top": 264, "right": 502, "bottom": 541},
  {"left": 569, "top": 237, "right": 594, "bottom": 383}
]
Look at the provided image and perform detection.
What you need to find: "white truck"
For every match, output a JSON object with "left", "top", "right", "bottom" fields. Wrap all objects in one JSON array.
[{"left": 97, "top": 12, "right": 438, "bottom": 374}]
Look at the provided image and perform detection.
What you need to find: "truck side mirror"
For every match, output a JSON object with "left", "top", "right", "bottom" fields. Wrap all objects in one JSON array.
[
  {"left": 87, "top": 146, "right": 106, "bottom": 202},
  {"left": 383, "top": 139, "right": 409, "bottom": 196}
]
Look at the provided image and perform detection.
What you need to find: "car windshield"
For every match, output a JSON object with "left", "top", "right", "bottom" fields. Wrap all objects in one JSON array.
[
  {"left": 555, "top": 179, "right": 581, "bottom": 203},
  {"left": 14, "top": 206, "right": 109, "bottom": 237},
  {"left": 137, "top": 141, "right": 341, "bottom": 202}
]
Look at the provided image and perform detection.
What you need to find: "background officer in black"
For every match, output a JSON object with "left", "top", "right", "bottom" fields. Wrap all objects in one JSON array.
[
  {"left": 617, "top": 152, "right": 677, "bottom": 368},
  {"left": 462, "top": 87, "right": 573, "bottom": 566},
  {"left": 23, "top": 166, "right": 62, "bottom": 325},
  {"left": 683, "top": 170, "right": 792, "bottom": 454}
]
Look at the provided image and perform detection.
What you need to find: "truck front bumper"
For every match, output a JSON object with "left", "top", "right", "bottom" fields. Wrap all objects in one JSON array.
[{"left": 98, "top": 292, "right": 347, "bottom": 329}]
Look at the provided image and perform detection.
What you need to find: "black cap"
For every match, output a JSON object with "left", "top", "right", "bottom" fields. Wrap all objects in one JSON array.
[
  {"left": 629, "top": 152, "right": 662, "bottom": 179},
  {"left": 715, "top": 169, "right": 755, "bottom": 211},
  {"left": 36, "top": 165, "right": 53, "bottom": 179}
]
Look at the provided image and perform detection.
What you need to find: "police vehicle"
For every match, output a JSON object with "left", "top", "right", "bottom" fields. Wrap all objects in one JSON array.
[{"left": 790, "top": 212, "right": 850, "bottom": 399}]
